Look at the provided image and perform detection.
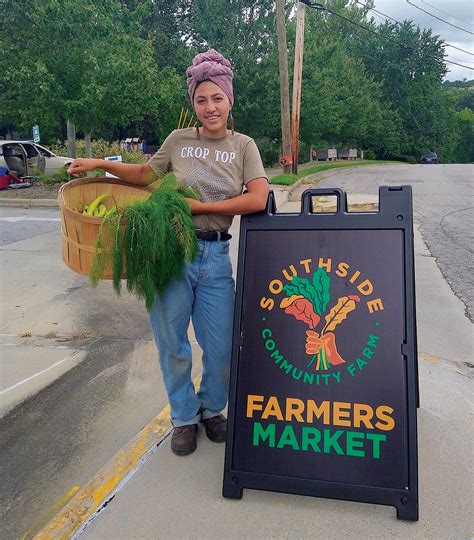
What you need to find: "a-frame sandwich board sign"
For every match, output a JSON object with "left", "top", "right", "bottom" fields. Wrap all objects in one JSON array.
[{"left": 223, "top": 187, "right": 419, "bottom": 521}]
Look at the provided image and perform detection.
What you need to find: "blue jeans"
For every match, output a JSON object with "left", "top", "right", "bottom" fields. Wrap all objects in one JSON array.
[{"left": 149, "top": 240, "right": 235, "bottom": 426}]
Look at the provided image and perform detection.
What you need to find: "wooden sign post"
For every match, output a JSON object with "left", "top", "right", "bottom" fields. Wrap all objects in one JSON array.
[{"left": 223, "top": 187, "right": 419, "bottom": 521}]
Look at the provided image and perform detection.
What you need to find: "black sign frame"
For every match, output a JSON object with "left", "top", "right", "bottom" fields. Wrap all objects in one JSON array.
[{"left": 223, "top": 187, "right": 419, "bottom": 521}]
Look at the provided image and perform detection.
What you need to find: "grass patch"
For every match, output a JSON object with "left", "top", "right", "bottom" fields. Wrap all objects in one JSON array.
[
  {"left": 296, "top": 160, "right": 397, "bottom": 178},
  {"left": 269, "top": 173, "right": 299, "bottom": 186},
  {"left": 269, "top": 160, "right": 399, "bottom": 185}
]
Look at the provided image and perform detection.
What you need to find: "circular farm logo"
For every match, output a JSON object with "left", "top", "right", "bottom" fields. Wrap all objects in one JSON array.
[{"left": 259, "top": 258, "right": 385, "bottom": 386}]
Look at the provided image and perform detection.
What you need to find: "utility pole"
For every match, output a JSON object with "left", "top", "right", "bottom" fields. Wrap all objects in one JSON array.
[
  {"left": 276, "top": 0, "right": 291, "bottom": 174},
  {"left": 291, "top": 1, "right": 305, "bottom": 175}
]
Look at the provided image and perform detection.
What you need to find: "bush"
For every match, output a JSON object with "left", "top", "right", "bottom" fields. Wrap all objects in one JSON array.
[
  {"left": 298, "top": 141, "right": 311, "bottom": 164},
  {"left": 364, "top": 149, "right": 377, "bottom": 160},
  {"left": 48, "top": 139, "right": 147, "bottom": 164},
  {"left": 30, "top": 165, "right": 73, "bottom": 185},
  {"left": 255, "top": 137, "right": 280, "bottom": 167},
  {"left": 388, "top": 153, "right": 417, "bottom": 164}
]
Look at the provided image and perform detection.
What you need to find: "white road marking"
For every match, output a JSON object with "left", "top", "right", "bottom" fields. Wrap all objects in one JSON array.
[
  {"left": 0, "top": 351, "right": 81, "bottom": 395},
  {"left": 0, "top": 217, "right": 61, "bottom": 222}
]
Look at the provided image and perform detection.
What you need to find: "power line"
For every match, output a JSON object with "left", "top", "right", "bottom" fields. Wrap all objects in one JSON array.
[
  {"left": 354, "top": 0, "right": 474, "bottom": 57},
  {"left": 445, "top": 54, "right": 474, "bottom": 64},
  {"left": 419, "top": 0, "right": 474, "bottom": 28},
  {"left": 406, "top": 0, "right": 473, "bottom": 35},
  {"left": 355, "top": 0, "right": 400, "bottom": 25},
  {"left": 446, "top": 43, "right": 474, "bottom": 56},
  {"left": 300, "top": 0, "right": 474, "bottom": 71}
]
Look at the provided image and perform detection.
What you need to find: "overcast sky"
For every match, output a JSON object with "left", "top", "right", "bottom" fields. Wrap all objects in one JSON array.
[{"left": 372, "top": 0, "right": 474, "bottom": 80}]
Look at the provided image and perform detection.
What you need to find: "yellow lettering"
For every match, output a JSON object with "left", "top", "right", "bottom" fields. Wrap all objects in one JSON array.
[
  {"left": 247, "top": 395, "right": 264, "bottom": 418},
  {"left": 282, "top": 265, "right": 297, "bottom": 281},
  {"left": 357, "top": 279, "right": 374, "bottom": 296},
  {"left": 318, "top": 258, "right": 332, "bottom": 272},
  {"left": 260, "top": 297, "right": 274, "bottom": 311},
  {"left": 333, "top": 401, "right": 351, "bottom": 427},
  {"left": 262, "top": 396, "right": 284, "bottom": 421},
  {"left": 306, "top": 400, "right": 330, "bottom": 424},
  {"left": 349, "top": 270, "right": 361, "bottom": 283},
  {"left": 300, "top": 258, "right": 312, "bottom": 273},
  {"left": 375, "top": 406, "right": 395, "bottom": 431},
  {"left": 285, "top": 398, "right": 305, "bottom": 422},
  {"left": 354, "top": 403, "right": 374, "bottom": 429},
  {"left": 367, "top": 298, "right": 384, "bottom": 313},
  {"left": 269, "top": 279, "right": 283, "bottom": 294},
  {"left": 336, "top": 262, "right": 349, "bottom": 277}
]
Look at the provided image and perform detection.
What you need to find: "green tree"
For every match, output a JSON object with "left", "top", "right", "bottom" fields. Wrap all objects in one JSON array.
[
  {"left": 0, "top": 0, "right": 179, "bottom": 149},
  {"left": 454, "top": 108, "right": 474, "bottom": 163}
]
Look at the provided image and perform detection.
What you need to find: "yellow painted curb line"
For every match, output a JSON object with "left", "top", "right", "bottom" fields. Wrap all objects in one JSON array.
[{"left": 35, "top": 376, "right": 201, "bottom": 539}]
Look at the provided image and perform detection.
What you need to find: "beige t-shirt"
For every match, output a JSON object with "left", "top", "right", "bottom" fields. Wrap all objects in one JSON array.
[{"left": 147, "top": 128, "right": 268, "bottom": 231}]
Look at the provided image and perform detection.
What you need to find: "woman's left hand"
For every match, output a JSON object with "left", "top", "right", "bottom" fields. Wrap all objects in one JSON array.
[{"left": 186, "top": 198, "right": 204, "bottom": 214}]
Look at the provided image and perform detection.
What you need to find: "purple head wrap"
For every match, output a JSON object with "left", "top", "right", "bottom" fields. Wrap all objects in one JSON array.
[{"left": 186, "top": 49, "right": 234, "bottom": 107}]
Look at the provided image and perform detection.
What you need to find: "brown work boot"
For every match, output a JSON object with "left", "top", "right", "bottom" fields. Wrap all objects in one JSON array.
[
  {"left": 171, "top": 424, "right": 198, "bottom": 456},
  {"left": 201, "top": 414, "right": 227, "bottom": 443}
]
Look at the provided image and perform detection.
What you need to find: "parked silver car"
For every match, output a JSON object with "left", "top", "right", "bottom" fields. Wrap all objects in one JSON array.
[{"left": 0, "top": 140, "right": 73, "bottom": 177}]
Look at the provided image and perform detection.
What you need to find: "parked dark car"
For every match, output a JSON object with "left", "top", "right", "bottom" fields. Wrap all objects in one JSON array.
[{"left": 420, "top": 152, "right": 439, "bottom": 164}]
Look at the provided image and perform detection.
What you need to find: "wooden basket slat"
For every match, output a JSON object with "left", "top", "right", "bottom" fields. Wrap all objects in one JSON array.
[{"left": 58, "top": 176, "right": 150, "bottom": 279}]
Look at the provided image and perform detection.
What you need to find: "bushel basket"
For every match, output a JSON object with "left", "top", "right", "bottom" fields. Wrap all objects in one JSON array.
[{"left": 58, "top": 176, "right": 151, "bottom": 279}]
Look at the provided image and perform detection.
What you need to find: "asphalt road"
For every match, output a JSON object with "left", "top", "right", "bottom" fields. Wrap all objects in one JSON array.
[
  {"left": 0, "top": 209, "right": 171, "bottom": 539},
  {"left": 0, "top": 207, "right": 240, "bottom": 539},
  {"left": 0, "top": 164, "right": 472, "bottom": 538},
  {"left": 310, "top": 163, "right": 474, "bottom": 321}
]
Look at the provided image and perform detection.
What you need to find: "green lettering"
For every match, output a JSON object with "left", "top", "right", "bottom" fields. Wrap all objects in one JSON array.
[
  {"left": 292, "top": 368, "right": 303, "bottom": 380},
  {"left": 346, "top": 431, "right": 365, "bottom": 457},
  {"left": 356, "top": 357, "right": 368, "bottom": 370},
  {"left": 265, "top": 339, "right": 276, "bottom": 351},
  {"left": 277, "top": 425, "right": 300, "bottom": 450},
  {"left": 303, "top": 371, "right": 314, "bottom": 385},
  {"left": 253, "top": 422, "right": 276, "bottom": 447},
  {"left": 366, "top": 433, "right": 387, "bottom": 459},
  {"left": 271, "top": 349, "right": 284, "bottom": 365},
  {"left": 280, "top": 359, "right": 293, "bottom": 374},
  {"left": 301, "top": 427, "right": 321, "bottom": 452},
  {"left": 367, "top": 334, "right": 380, "bottom": 348},
  {"left": 323, "top": 429, "right": 344, "bottom": 455},
  {"left": 362, "top": 347, "right": 375, "bottom": 360}
]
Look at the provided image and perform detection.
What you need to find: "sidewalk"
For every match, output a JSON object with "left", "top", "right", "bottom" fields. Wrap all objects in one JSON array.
[{"left": 37, "top": 185, "right": 473, "bottom": 539}]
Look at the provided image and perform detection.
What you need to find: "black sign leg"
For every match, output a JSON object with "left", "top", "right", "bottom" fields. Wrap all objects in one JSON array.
[
  {"left": 396, "top": 496, "right": 419, "bottom": 521},
  {"left": 222, "top": 474, "right": 243, "bottom": 499}
]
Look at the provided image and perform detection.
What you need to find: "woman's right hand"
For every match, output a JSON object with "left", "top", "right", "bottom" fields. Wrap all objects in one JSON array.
[{"left": 67, "top": 158, "right": 102, "bottom": 176}]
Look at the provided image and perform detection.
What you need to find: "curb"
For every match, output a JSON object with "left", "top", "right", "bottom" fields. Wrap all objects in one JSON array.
[
  {"left": 0, "top": 198, "right": 58, "bottom": 208},
  {"left": 34, "top": 376, "right": 201, "bottom": 540},
  {"left": 34, "top": 409, "right": 172, "bottom": 539}
]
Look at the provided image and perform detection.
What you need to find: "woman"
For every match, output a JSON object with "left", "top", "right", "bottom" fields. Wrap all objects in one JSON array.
[{"left": 67, "top": 49, "right": 269, "bottom": 456}]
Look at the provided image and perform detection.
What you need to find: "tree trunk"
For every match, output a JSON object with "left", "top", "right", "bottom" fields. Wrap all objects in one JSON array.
[
  {"left": 276, "top": 0, "right": 291, "bottom": 175},
  {"left": 66, "top": 120, "right": 76, "bottom": 158},
  {"left": 85, "top": 131, "right": 93, "bottom": 157}
]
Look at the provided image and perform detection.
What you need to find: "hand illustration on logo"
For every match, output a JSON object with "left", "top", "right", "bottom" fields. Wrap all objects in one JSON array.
[{"left": 279, "top": 268, "right": 360, "bottom": 370}]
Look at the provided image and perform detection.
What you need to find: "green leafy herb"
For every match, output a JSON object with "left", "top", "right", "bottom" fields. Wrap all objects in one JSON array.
[{"left": 90, "top": 173, "right": 199, "bottom": 311}]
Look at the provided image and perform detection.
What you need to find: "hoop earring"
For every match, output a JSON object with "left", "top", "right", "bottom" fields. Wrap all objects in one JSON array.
[{"left": 230, "top": 111, "right": 235, "bottom": 135}]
